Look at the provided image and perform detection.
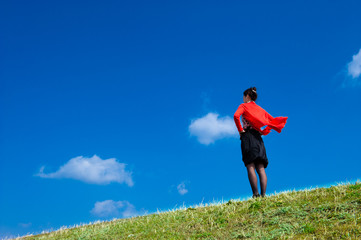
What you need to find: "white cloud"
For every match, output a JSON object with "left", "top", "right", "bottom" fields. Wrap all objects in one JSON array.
[
  {"left": 177, "top": 182, "right": 188, "bottom": 195},
  {"left": 35, "top": 154, "right": 134, "bottom": 186},
  {"left": 188, "top": 112, "right": 237, "bottom": 145},
  {"left": 348, "top": 48, "right": 361, "bottom": 79},
  {"left": 18, "top": 222, "right": 32, "bottom": 228},
  {"left": 90, "top": 200, "right": 146, "bottom": 218},
  {"left": 341, "top": 47, "right": 361, "bottom": 88}
]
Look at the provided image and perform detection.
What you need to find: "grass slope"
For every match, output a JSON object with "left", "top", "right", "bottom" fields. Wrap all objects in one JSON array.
[{"left": 19, "top": 181, "right": 361, "bottom": 239}]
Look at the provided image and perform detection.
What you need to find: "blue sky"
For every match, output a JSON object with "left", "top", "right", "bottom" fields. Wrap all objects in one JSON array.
[{"left": 1, "top": 0, "right": 361, "bottom": 238}]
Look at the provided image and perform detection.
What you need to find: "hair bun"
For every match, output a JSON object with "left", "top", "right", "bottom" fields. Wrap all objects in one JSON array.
[{"left": 243, "top": 87, "right": 258, "bottom": 101}]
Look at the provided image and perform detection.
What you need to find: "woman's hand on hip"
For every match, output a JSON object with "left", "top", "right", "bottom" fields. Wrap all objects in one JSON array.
[{"left": 239, "top": 130, "right": 246, "bottom": 139}]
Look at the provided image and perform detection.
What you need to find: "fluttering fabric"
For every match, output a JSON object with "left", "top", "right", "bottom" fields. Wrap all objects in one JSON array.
[{"left": 234, "top": 101, "right": 288, "bottom": 136}]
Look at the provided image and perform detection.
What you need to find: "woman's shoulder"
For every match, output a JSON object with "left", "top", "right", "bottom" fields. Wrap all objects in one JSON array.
[{"left": 248, "top": 101, "right": 262, "bottom": 107}]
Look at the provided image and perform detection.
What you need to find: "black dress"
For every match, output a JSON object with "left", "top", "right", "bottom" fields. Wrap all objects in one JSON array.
[{"left": 240, "top": 127, "right": 269, "bottom": 168}]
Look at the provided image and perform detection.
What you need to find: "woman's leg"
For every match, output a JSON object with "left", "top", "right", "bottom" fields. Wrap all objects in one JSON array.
[
  {"left": 246, "top": 162, "right": 259, "bottom": 196},
  {"left": 255, "top": 161, "right": 267, "bottom": 196}
]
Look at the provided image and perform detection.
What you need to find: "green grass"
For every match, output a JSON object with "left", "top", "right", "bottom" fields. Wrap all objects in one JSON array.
[{"left": 19, "top": 180, "right": 361, "bottom": 239}]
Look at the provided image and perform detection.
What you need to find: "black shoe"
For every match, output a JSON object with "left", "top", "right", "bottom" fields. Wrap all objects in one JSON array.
[
  {"left": 252, "top": 193, "right": 260, "bottom": 199},
  {"left": 261, "top": 194, "right": 266, "bottom": 198}
]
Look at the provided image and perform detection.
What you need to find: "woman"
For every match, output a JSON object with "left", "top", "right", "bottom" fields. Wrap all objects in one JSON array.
[{"left": 233, "top": 87, "right": 288, "bottom": 198}]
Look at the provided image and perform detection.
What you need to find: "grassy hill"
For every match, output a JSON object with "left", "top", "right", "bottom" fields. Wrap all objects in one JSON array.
[{"left": 19, "top": 181, "right": 361, "bottom": 239}]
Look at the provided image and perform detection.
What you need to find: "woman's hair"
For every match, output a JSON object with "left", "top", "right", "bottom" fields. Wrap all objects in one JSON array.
[{"left": 243, "top": 87, "right": 257, "bottom": 101}]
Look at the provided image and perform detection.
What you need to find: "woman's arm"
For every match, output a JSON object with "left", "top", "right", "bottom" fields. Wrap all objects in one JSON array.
[{"left": 233, "top": 104, "right": 245, "bottom": 134}]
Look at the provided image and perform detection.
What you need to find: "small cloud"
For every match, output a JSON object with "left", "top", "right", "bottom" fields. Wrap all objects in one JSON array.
[
  {"left": 90, "top": 200, "right": 147, "bottom": 218},
  {"left": 340, "top": 48, "right": 361, "bottom": 88},
  {"left": 188, "top": 112, "right": 237, "bottom": 145},
  {"left": 177, "top": 181, "right": 189, "bottom": 195},
  {"left": 348, "top": 48, "right": 361, "bottom": 79},
  {"left": 18, "top": 222, "right": 32, "bottom": 228},
  {"left": 35, "top": 154, "right": 134, "bottom": 186}
]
